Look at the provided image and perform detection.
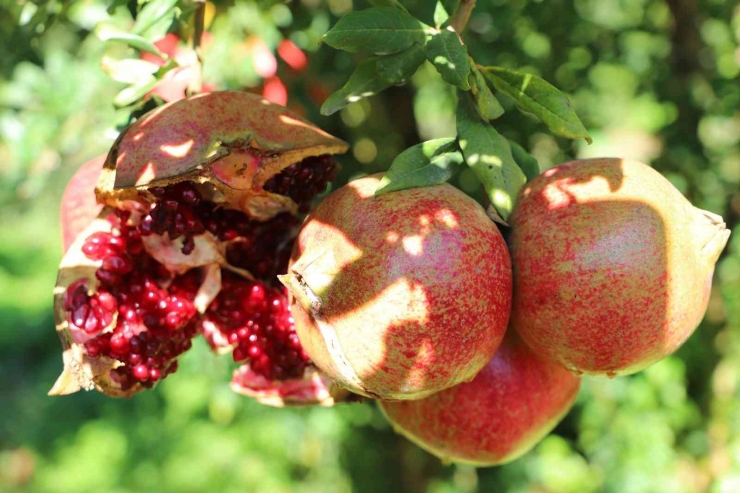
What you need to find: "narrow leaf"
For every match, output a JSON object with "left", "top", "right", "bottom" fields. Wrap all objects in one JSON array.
[
  {"left": 508, "top": 140, "right": 540, "bottom": 181},
  {"left": 96, "top": 22, "right": 166, "bottom": 57},
  {"left": 433, "top": 0, "right": 450, "bottom": 28},
  {"left": 469, "top": 65, "right": 504, "bottom": 120},
  {"left": 377, "top": 43, "right": 427, "bottom": 83},
  {"left": 375, "top": 138, "right": 464, "bottom": 195},
  {"left": 456, "top": 92, "right": 526, "bottom": 220},
  {"left": 101, "top": 58, "right": 160, "bottom": 84},
  {"left": 365, "top": 0, "right": 409, "bottom": 12},
  {"left": 481, "top": 66, "right": 592, "bottom": 143},
  {"left": 426, "top": 29, "right": 470, "bottom": 90},
  {"left": 114, "top": 77, "right": 158, "bottom": 107},
  {"left": 322, "top": 7, "right": 429, "bottom": 55},
  {"left": 442, "top": 0, "right": 460, "bottom": 17},
  {"left": 132, "top": 0, "right": 179, "bottom": 37},
  {"left": 321, "top": 58, "right": 393, "bottom": 115}
]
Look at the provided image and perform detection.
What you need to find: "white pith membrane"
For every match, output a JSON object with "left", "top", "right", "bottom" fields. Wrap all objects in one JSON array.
[{"left": 52, "top": 152, "right": 352, "bottom": 407}]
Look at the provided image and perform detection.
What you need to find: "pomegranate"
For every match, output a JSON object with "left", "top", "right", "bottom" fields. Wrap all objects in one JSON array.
[
  {"left": 280, "top": 174, "right": 513, "bottom": 400},
  {"left": 51, "top": 91, "right": 351, "bottom": 405},
  {"left": 510, "top": 158, "right": 731, "bottom": 376},
  {"left": 379, "top": 330, "right": 581, "bottom": 466},
  {"left": 60, "top": 155, "right": 105, "bottom": 253}
]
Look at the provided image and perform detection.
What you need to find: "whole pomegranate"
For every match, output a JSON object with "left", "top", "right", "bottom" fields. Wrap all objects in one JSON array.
[
  {"left": 510, "top": 158, "right": 731, "bottom": 376},
  {"left": 280, "top": 174, "right": 513, "bottom": 400},
  {"left": 52, "top": 91, "right": 350, "bottom": 405},
  {"left": 379, "top": 330, "right": 581, "bottom": 466}
]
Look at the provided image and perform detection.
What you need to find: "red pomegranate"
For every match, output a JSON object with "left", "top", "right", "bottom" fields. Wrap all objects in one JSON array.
[
  {"left": 379, "top": 330, "right": 581, "bottom": 466},
  {"left": 510, "top": 158, "right": 731, "bottom": 376},
  {"left": 60, "top": 155, "right": 105, "bottom": 253},
  {"left": 280, "top": 174, "right": 513, "bottom": 400},
  {"left": 52, "top": 91, "right": 350, "bottom": 405}
]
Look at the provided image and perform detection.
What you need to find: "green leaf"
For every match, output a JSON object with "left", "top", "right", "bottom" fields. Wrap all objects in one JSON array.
[
  {"left": 365, "top": 0, "right": 409, "bottom": 12},
  {"left": 469, "top": 65, "right": 504, "bottom": 120},
  {"left": 442, "top": 0, "right": 460, "bottom": 17},
  {"left": 321, "top": 58, "right": 394, "bottom": 115},
  {"left": 101, "top": 58, "right": 160, "bottom": 84},
  {"left": 132, "top": 0, "right": 179, "bottom": 38},
  {"left": 114, "top": 77, "right": 158, "bottom": 107},
  {"left": 96, "top": 22, "right": 166, "bottom": 57},
  {"left": 480, "top": 66, "right": 592, "bottom": 143},
  {"left": 322, "top": 7, "right": 429, "bottom": 55},
  {"left": 426, "top": 29, "right": 470, "bottom": 90},
  {"left": 456, "top": 92, "right": 526, "bottom": 220},
  {"left": 508, "top": 140, "right": 540, "bottom": 181},
  {"left": 377, "top": 43, "right": 427, "bottom": 83},
  {"left": 433, "top": 0, "right": 450, "bottom": 28},
  {"left": 375, "top": 138, "right": 464, "bottom": 195}
]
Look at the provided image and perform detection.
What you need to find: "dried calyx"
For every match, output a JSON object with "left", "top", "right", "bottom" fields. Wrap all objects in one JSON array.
[{"left": 52, "top": 91, "right": 349, "bottom": 406}]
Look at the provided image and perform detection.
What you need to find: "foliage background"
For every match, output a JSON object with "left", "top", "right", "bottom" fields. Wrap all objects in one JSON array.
[{"left": 1, "top": 0, "right": 739, "bottom": 491}]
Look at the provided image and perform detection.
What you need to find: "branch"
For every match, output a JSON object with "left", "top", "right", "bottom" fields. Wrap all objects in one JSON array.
[
  {"left": 449, "top": 0, "right": 476, "bottom": 35},
  {"left": 188, "top": 0, "right": 206, "bottom": 95}
]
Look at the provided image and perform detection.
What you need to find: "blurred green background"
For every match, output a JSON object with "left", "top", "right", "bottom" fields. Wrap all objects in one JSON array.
[{"left": 1, "top": 0, "right": 739, "bottom": 491}]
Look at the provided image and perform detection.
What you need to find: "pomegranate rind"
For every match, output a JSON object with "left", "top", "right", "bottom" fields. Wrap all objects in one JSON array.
[
  {"left": 95, "top": 91, "right": 349, "bottom": 220},
  {"left": 60, "top": 155, "right": 106, "bottom": 253},
  {"left": 379, "top": 331, "right": 581, "bottom": 467},
  {"left": 51, "top": 211, "right": 140, "bottom": 397},
  {"left": 230, "top": 364, "right": 350, "bottom": 407},
  {"left": 510, "top": 158, "right": 731, "bottom": 376},
  {"left": 281, "top": 174, "right": 513, "bottom": 400}
]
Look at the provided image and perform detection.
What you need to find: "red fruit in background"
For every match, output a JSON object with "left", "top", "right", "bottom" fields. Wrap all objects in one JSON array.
[
  {"left": 510, "top": 158, "right": 731, "bottom": 376},
  {"left": 60, "top": 155, "right": 105, "bottom": 253},
  {"left": 280, "top": 174, "right": 513, "bottom": 400},
  {"left": 277, "top": 40, "right": 308, "bottom": 72},
  {"left": 379, "top": 331, "right": 581, "bottom": 466},
  {"left": 52, "top": 91, "right": 349, "bottom": 404},
  {"left": 262, "top": 76, "right": 288, "bottom": 106}
]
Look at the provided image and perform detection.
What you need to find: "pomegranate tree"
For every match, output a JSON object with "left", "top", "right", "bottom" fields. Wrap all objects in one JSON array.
[
  {"left": 280, "top": 174, "right": 513, "bottom": 400},
  {"left": 379, "top": 330, "right": 581, "bottom": 466},
  {"left": 510, "top": 158, "right": 731, "bottom": 376},
  {"left": 52, "top": 91, "right": 350, "bottom": 405}
]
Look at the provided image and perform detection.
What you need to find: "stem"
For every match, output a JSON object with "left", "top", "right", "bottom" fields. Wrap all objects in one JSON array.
[
  {"left": 449, "top": 0, "right": 476, "bottom": 34},
  {"left": 188, "top": 0, "right": 206, "bottom": 96}
]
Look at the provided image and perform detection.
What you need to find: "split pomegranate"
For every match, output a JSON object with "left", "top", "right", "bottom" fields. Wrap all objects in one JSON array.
[
  {"left": 379, "top": 330, "right": 581, "bottom": 466},
  {"left": 510, "top": 158, "right": 731, "bottom": 376},
  {"left": 52, "top": 91, "right": 350, "bottom": 404},
  {"left": 280, "top": 174, "right": 513, "bottom": 400}
]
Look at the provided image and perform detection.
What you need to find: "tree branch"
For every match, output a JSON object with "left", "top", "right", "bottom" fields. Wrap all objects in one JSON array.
[
  {"left": 187, "top": 0, "right": 206, "bottom": 95},
  {"left": 449, "top": 0, "right": 476, "bottom": 35}
]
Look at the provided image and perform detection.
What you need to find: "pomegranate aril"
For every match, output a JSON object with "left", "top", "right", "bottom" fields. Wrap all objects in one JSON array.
[
  {"left": 102, "top": 255, "right": 134, "bottom": 274},
  {"left": 132, "top": 364, "right": 150, "bottom": 381},
  {"left": 96, "top": 269, "right": 122, "bottom": 286},
  {"left": 72, "top": 304, "right": 90, "bottom": 328}
]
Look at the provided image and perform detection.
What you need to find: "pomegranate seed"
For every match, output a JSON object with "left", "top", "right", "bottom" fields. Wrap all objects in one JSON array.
[{"left": 132, "top": 364, "right": 150, "bottom": 381}]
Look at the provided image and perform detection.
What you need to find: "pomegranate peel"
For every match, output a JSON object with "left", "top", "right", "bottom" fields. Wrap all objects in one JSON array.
[
  {"left": 95, "top": 91, "right": 348, "bottom": 221},
  {"left": 231, "top": 365, "right": 350, "bottom": 407},
  {"left": 60, "top": 155, "right": 106, "bottom": 253}
]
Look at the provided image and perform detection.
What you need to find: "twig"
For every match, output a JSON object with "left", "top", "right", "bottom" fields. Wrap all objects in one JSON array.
[
  {"left": 188, "top": 0, "right": 206, "bottom": 96},
  {"left": 449, "top": 0, "right": 476, "bottom": 35}
]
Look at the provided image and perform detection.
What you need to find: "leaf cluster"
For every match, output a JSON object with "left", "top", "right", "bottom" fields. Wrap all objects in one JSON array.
[{"left": 321, "top": 4, "right": 591, "bottom": 220}]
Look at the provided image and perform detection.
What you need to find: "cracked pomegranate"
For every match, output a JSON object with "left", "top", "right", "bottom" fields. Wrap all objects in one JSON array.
[
  {"left": 52, "top": 91, "right": 349, "bottom": 405},
  {"left": 379, "top": 331, "right": 581, "bottom": 466},
  {"left": 281, "top": 174, "right": 513, "bottom": 400},
  {"left": 510, "top": 158, "right": 731, "bottom": 376}
]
